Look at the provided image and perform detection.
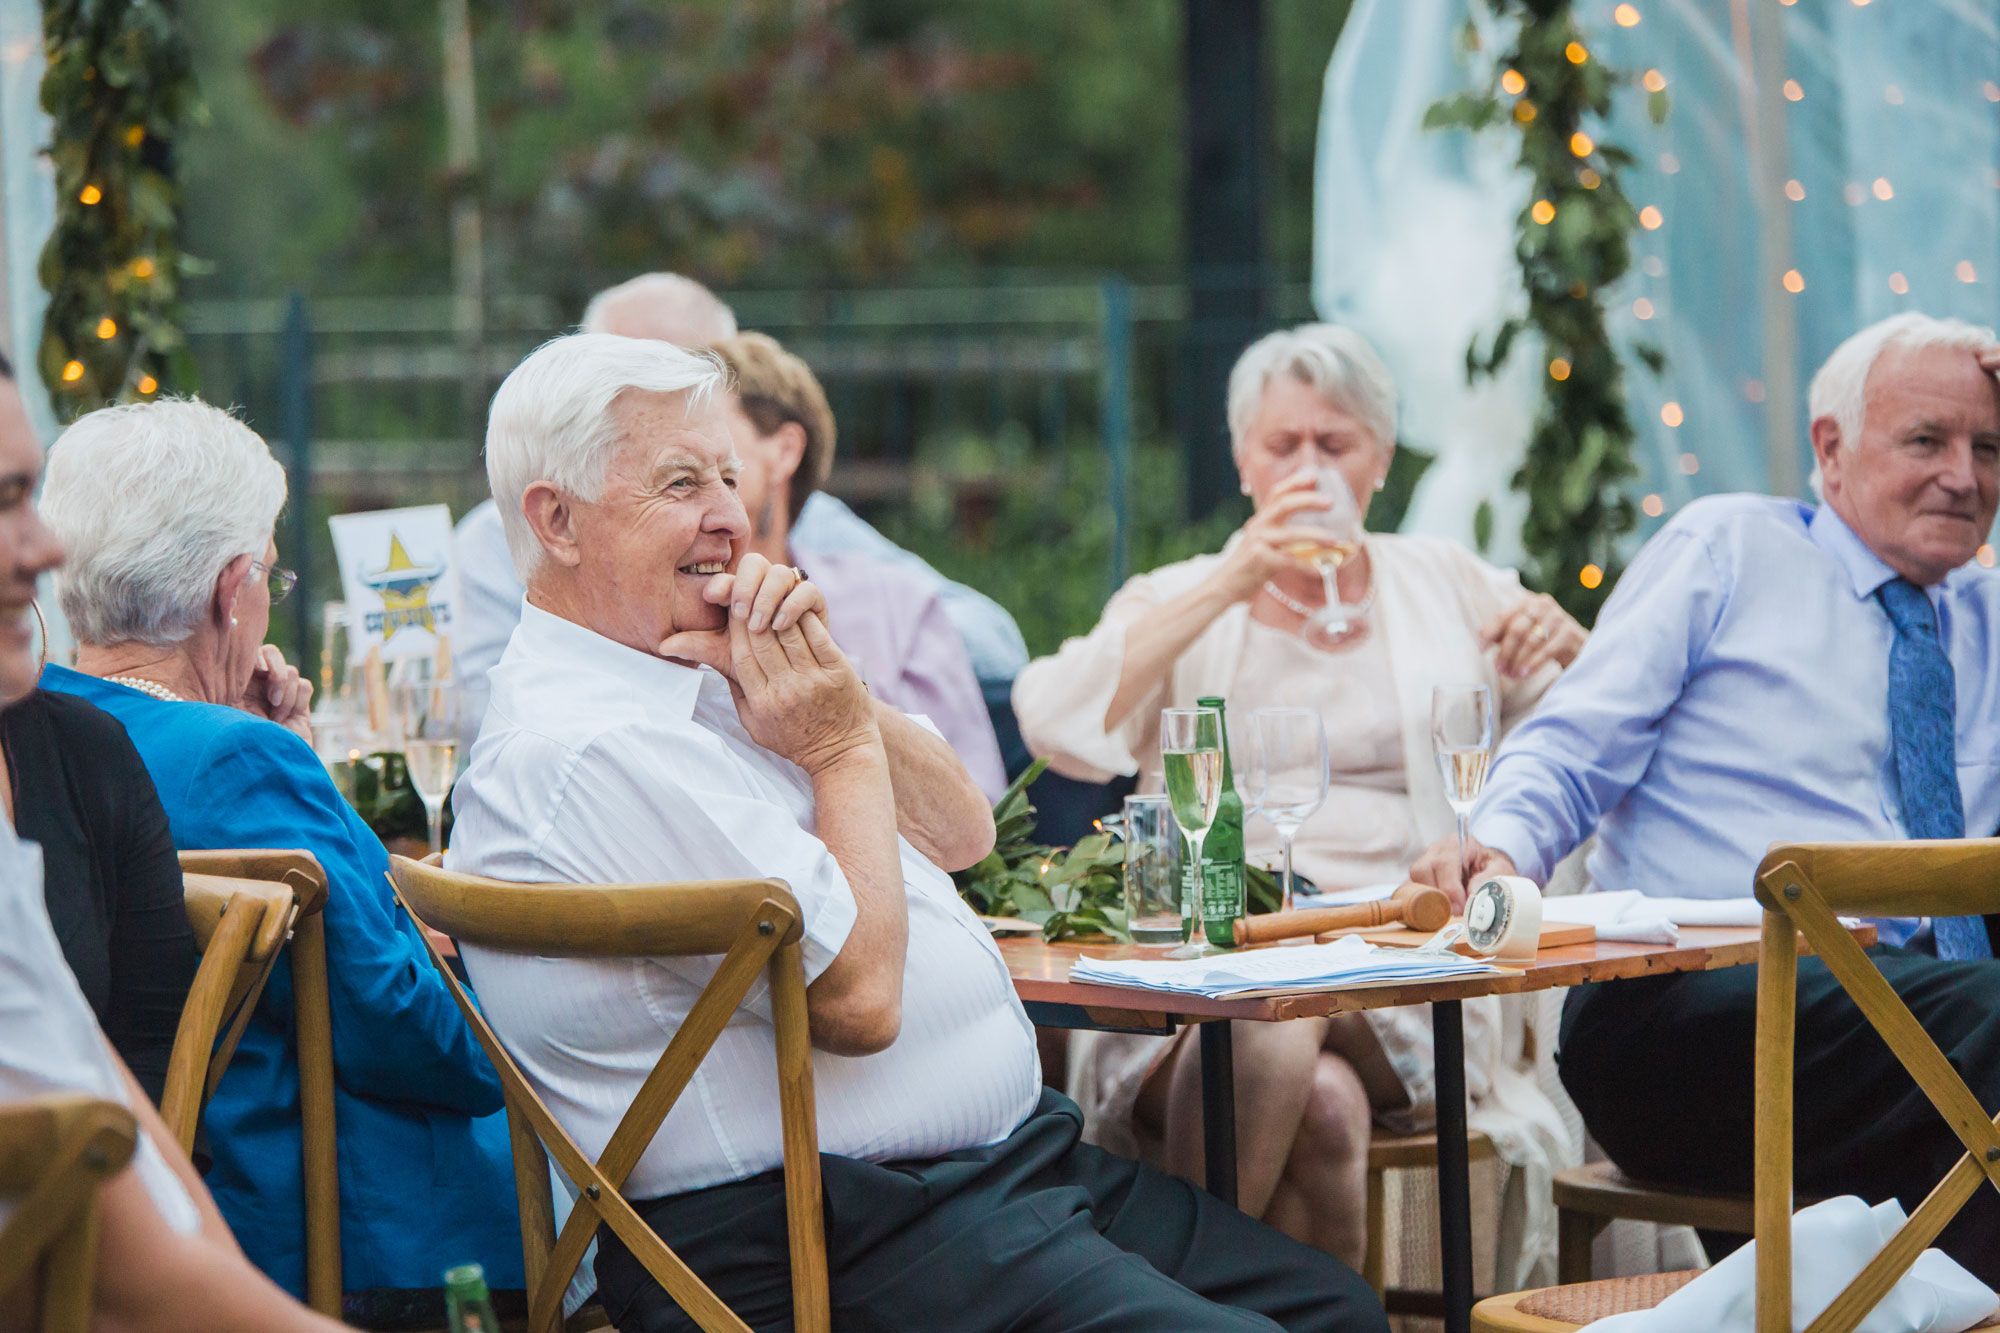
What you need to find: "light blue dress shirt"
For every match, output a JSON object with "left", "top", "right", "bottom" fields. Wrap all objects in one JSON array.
[{"left": 1472, "top": 495, "right": 2000, "bottom": 944}]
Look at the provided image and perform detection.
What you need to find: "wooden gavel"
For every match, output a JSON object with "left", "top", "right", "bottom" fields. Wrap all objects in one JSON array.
[{"left": 1233, "top": 883, "right": 1452, "bottom": 947}]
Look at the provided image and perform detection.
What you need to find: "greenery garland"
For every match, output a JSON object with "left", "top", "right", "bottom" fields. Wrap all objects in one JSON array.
[
  {"left": 1424, "top": 2, "right": 1665, "bottom": 621},
  {"left": 38, "top": 0, "right": 204, "bottom": 421}
]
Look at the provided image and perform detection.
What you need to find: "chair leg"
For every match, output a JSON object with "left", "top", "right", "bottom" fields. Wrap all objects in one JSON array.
[
  {"left": 39, "top": 1198, "right": 100, "bottom": 1333},
  {"left": 291, "top": 914, "right": 342, "bottom": 1315},
  {"left": 1363, "top": 1163, "right": 1386, "bottom": 1296},
  {"left": 1557, "top": 1207, "right": 1603, "bottom": 1286}
]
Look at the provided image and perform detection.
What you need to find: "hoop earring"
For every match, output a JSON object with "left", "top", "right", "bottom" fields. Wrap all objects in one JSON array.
[{"left": 30, "top": 599, "right": 46, "bottom": 678}]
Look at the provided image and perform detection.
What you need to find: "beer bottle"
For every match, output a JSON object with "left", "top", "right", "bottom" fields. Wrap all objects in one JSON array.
[
  {"left": 445, "top": 1262, "right": 501, "bottom": 1333},
  {"left": 1196, "top": 695, "right": 1247, "bottom": 947}
]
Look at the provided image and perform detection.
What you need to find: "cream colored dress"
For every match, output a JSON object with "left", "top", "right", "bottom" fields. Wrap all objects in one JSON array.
[{"left": 1011, "top": 531, "right": 1577, "bottom": 1288}]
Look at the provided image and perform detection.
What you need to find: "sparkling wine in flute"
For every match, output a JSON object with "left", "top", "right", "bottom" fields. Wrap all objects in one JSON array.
[
  {"left": 404, "top": 739, "right": 460, "bottom": 804},
  {"left": 1162, "top": 748, "right": 1224, "bottom": 835},
  {"left": 1280, "top": 536, "right": 1363, "bottom": 571},
  {"left": 1435, "top": 746, "right": 1490, "bottom": 811}
]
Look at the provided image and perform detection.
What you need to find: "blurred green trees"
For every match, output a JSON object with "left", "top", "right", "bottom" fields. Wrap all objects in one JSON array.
[{"left": 180, "top": 0, "right": 1349, "bottom": 303}]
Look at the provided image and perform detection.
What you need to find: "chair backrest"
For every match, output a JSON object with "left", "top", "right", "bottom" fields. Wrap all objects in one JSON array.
[
  {"left": 0, "top": 1094, "right": 137, "bottom": 1333},
  {"left": 1751, "top": 839, "right": 2000, "bottom": 1333},
  {"left": 173, "top": 849, "right": 341, "bottom": 1319},
  {"left": 161, "top": 873, "right": 296, "bottom": 1153},
  {"left": 387, "top": 854, "right": 830, "bottom": 1333}
]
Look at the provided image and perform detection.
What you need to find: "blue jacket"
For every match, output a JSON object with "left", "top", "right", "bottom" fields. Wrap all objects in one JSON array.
[{"left": 44, "top": 666, "right": 522, "bottom": 1296}]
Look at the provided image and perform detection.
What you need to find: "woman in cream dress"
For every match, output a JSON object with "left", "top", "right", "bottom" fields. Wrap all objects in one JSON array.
[{"left": 1013, "top": 324, "right": 1585, "bottom": 1275}]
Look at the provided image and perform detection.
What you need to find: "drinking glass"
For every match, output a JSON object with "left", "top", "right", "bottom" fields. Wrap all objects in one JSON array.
[
  {"left": 1119, "top": 794, "right": 1184, "bottom": 944},
  {"left": 1282, "top": 465, "right": 1367, "bottom": 637},
  {"left": 391, "top": 658, "right": 461, "bottom": 856},
  {"left": 1431, "top": 684, "right": 1495, "bottom": 882},
  {"left": 1246, "top": 708, "right": 1330, "bottom": 915},
  {"left": 1160, "top": 706, "right": 1226, "bottom": 959}
]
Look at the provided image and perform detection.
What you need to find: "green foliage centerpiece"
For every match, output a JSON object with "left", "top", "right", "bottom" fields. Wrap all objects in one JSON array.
[
  {"left": 39, "top": 0, "right": 203, "bottom": 419},
  {"left": 956, "top": 760, "right": 1281, "bottom": 943},
  {"left": 1424, "top": 3, "right": 1665, "bottom": 622}
]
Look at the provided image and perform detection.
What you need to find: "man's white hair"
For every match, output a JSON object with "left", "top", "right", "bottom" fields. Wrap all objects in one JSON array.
[
  {"left": 579, "top": 272, "right": 738, "bottom": 346},
  {"left": 486, "top": 333, "right": 727, "bottom": 580},
  {"left": 42, "top": 398, "right": 287, "bottom": 647},
  {"left": 1807, "top": 311, "right": 1998, "bottom": 496},
  {"left": 1226, "top": 323, "right": 1399, "bottom": 455}
]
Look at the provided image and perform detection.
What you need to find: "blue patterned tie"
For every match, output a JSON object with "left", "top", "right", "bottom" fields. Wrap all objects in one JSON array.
[{"left": 1879, "top": 578, "right": 1992, "bottom": 960}]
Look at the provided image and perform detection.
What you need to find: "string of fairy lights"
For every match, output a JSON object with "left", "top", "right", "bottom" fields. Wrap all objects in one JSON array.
[{"left": 1610, "top": 0, "right": 2000, "bottom": 551}]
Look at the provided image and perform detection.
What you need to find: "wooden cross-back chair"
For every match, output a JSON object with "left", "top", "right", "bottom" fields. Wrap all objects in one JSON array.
[
  {"left": 171, "top": 849, "right": 341, "bottom": 1317},
  {"left": 1472, "top": 838, "right": 2000, "bottom": 1333},
  {"left": 0, "top": 1095, "right": 137, "bottom": 1333},
  {"left": 385, "top": 854, "right": 831, "bottom": 1333}
]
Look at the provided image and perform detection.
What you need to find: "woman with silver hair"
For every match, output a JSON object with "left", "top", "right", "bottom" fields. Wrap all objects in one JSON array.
[
  {"left": 37, "top": 398, "right": 522, "bottom": 1318},
  {"left": 1014, "top": 324, "right": 1584, "bottom": 1275}
]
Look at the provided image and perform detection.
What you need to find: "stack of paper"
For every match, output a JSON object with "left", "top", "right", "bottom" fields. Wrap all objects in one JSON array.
[{"left": 1069, "top": 934, "right": 1505, "bottom": 998}]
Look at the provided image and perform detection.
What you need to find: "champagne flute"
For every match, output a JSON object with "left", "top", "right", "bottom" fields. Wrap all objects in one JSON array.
[
  {"left": 1431, "top": 685, "right": 1495, "bottom": 884},
  {"left": 1247, "top": 708, "right": 1330, "bottom": 916},
  {"left": 1160, "top": 706, "right": 1227, "bottom": 959},
  {"left": 1280, "top": 464, "right": 1367, "bottom": 636},
  {"left": 392, "top": 658, "right": 461, "bottom": 856}
]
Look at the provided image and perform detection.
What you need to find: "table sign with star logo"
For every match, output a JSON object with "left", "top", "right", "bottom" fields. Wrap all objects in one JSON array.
[{"left": 328, "top": 505, "right": 461, "bottom": 664}]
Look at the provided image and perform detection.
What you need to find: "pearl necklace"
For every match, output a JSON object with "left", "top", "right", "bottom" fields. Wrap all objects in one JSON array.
[
  {"left": 104, "top": 675, "right": 186, "bottom": 703},
  {"left": 1260, "top": 579, "right": 1376, "bottom": 623}
]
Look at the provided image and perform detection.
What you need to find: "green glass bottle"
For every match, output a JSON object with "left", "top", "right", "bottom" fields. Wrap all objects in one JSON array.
[
  {"left": 444, "top": 1262, "right": 501, "bottom": 1333},
  {"left": 1195, "top": 696, "right": 1246, "bottom": 947}
]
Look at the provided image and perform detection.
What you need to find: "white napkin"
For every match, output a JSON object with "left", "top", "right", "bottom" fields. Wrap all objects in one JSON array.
[
  {"left": 1583, "top": 1196, "right": 1998, "bottom": 1333},
  {"left": 1541, "top": 892, "right": 1777, "bottom": 945}
]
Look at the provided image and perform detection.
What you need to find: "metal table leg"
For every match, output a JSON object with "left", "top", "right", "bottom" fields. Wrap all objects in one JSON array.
[
  {"left": 1434, "top": 998, "right": 1472, "bottom": 1333},
  {"left": 1200, "top": 1019, "right": 1237, "bottom": 1206}
]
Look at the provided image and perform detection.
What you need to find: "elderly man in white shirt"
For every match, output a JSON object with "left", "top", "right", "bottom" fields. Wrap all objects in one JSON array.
[{"left": 447, "top": 333, "right": 1385, "bottom": 1333}]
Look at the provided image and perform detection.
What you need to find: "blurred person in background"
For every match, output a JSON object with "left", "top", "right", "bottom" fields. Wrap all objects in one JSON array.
[
  {"left": 0, "top": 365, "right": 344, "bottom": 1333},
  {"left": 712, "top": 331, "right": 1007, "bottom": 799},
  {"left": 38, "top": 399, "right": 522, "bottom": 1326},
  {"left": 453, "top": 271, "right": 1030, "bottom": 747},
  {"left": 1013, "top": 324, "right": 1581, "bottom": 1275}
]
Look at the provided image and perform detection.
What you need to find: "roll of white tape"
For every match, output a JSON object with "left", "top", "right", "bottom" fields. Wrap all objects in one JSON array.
[{"left": 1464, "top": 876, "right": 1543, "bottom": 964}]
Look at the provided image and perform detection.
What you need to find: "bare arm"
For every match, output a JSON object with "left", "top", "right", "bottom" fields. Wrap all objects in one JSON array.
[
  {"left": 0, "top": 1056, "right": 345, "bottom": 1333},
  {"left": 1104, "top": 473, "right": 1333, "bottom": 731},
  {"left": 662, "top": 555, "right": 909, "bottom": 1057},
  {"left": 872, "top": 700, "right": 995, "bottom": 871}
]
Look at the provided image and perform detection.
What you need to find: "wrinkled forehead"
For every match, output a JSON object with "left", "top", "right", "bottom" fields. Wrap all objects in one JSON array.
[
  {"left": 608, "top": 387, "right": 739, "bottom": 472},
  {"left": 1865, "top": 343, "right": 2000, "bottom": 435}
]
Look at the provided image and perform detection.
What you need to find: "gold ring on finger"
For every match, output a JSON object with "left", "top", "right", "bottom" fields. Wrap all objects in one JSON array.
[{"left": 1532, "top": 625, "right": 1550, "bottom": 642}]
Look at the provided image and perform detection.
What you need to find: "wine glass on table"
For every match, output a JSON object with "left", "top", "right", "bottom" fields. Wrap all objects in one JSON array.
[
  {"left": 1246, "top": 708, "right": 1330, "bottom": 917},
  {"left": 1280, "top": 465, "right": 1367, "bottom": 646},
  {"left": 1161, "top": 706, "right": 1227, "bottom": 959},
  {"left": 1430, "top": 684, "right": 1495, "bottom": 885},
  {"left": 392, "top": 659, "right": 461, "bottom": 857}
]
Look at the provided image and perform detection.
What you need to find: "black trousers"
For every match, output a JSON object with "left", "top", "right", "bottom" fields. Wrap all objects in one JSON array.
[
  {"left": 1559, "top": 946, "right": 2000, "bottom": 1284},
  {"left": 595, "top": 1089, "right": 1387, "bottom": 1333}
]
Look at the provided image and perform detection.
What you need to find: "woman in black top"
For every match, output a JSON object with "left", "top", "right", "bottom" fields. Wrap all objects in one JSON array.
[{"left": 5, "top": 686, "right": 198, "bottom": 1103}]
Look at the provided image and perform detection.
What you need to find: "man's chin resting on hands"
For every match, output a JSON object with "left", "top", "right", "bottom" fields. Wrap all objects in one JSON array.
[{"left": 443, "top": 333, "right": 1389, "bottom": 1333}]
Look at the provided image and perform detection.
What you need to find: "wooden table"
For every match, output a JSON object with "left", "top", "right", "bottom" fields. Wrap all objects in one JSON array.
[{"left": 1003, "top": 922, "right": 1875, "bottom": 1333}]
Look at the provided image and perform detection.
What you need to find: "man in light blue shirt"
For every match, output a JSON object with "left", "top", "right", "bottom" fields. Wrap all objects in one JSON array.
[{"left": 1413, "top": 313, "right": 2000, "bottom": 1279}]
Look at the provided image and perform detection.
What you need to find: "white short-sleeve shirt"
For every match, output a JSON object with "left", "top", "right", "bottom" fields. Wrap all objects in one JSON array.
[
  {"left": 447, "top": 602, "right": 1041, "bottom": 1200},
  {"left": 0, "top": 829, "right": 199, "bottom": 1233}
]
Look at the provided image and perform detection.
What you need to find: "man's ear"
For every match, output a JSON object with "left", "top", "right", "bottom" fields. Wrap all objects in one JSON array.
[
  {"left": 212, "top": 554, "right": 252, "bottom": 631},
  {"left": 521, "top": 482, "right": 584, "bottom": 568},
  {"left": 1809, "top": 416, "right": 1844, "bottom": 497},
  {"left": 773, "top": 421, "right": 809, "bottom": 482}
]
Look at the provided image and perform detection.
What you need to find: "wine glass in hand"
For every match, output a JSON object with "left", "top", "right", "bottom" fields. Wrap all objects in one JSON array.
[
  {"left": 392, "top": 659, "right": 461, "bottom": 856},
  {"left": 1247, "top": 709, "right": 1329, "bottom": 916},
  {"left": 1161, "top": 706, "right": 1227, "bottom": 959},
  {"left": 1280, "top": 465, "right": 1367, "bottom": 639},
  {"left": 1430, "top": 685, "right": 1495, "bottom": 886}
]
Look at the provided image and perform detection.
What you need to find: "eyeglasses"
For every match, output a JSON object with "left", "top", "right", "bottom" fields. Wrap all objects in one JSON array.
[{"left": 249, "top": 559, "right": 298, "bottom": 604}]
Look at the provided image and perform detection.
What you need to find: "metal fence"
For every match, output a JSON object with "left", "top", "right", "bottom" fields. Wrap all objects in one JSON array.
[{"left": 185, "top": 274, "right": 1315, "bottom": 657}]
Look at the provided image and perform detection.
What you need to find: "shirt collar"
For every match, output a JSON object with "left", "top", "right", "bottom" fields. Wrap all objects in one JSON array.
[
  {"left": 1808, "top": 504, "right": 1904, "bottom": 601},
  {"left": 512, "top": 599, "right": 712, "bottom": 721}
]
